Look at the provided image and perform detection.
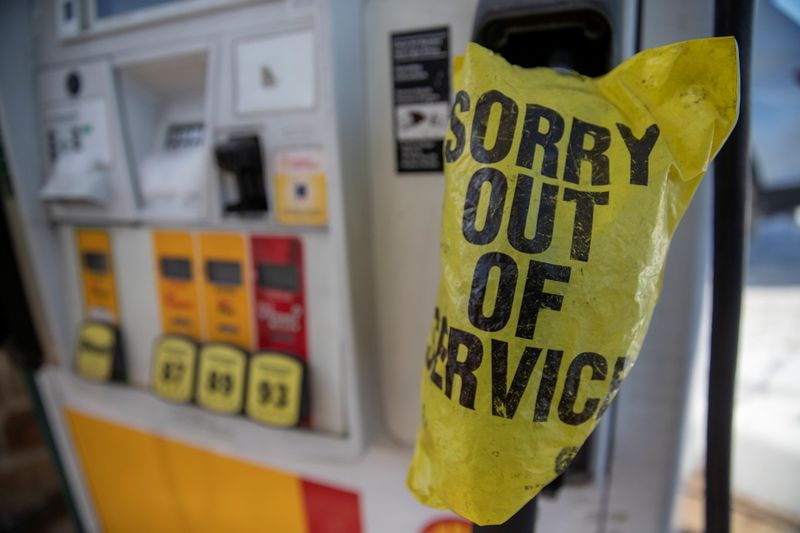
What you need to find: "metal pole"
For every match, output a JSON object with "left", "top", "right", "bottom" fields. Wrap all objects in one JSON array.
[
  {"left": 707, "top": 0, "right": 754, "bottom": 532},
  {"left": 472, "top": 497, "right": 537, "bottom": 533}
]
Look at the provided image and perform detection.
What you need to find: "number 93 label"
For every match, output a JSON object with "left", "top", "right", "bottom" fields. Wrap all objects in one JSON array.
[
  {"left": 151, "top": 335, "right": 198, "bottom": 403},
  {"left": 245, "top": 352, "right": 306, "bottom": 427},
  {"left": 196, "top": 343, "right": 248, "bottom": 414}
]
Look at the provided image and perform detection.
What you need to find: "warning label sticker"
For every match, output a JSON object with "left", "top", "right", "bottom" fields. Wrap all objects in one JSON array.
[{"left": 391, "top": 27, "right": 450, "bottom": 173}]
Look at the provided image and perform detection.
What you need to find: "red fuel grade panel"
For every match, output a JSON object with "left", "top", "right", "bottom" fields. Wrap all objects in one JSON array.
[{"left": 251, "top": 235, "right": 307, "bottom": 360}]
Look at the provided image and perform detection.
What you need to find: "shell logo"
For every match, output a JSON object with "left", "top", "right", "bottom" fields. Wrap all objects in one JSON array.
[{"left": 421, "top": 518, "right": 471, "bottom": 533}]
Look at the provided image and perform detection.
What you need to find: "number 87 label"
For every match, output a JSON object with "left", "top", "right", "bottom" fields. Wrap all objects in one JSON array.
[
  {"left": 246, "top": 353, "right": 306, "bottom": 427},
  {"left": 196, "top": 344, "right": 247, "bottom": 414},
  {"left": 151, "top": 335, "right": 198, "bottom": 403}
]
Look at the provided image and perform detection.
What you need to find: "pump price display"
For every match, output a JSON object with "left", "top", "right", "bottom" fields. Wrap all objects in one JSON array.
[
  {"left": 245, "top": 352, "right": 305, "bottom": 427},
  {"left": 151, "top": 335, "right": 198, "bottom": 403},
  {"left": 75, "top": 321, "right": 119, "bottom": 382},
  {"left": 196, "top": 343, "right": 247, "bottom": 414}
]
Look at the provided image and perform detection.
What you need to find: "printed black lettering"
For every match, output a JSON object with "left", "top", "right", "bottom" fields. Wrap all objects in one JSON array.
[
  {"left": 595, "top": 356, "right": 627, "bottom": 419},
  {"left": 427, "top": 310, "right": 448, "bottom": 390},
  {"left": 445, "top": 91, "right": 471, "bottom": 163},
  {"left": 516, "top": 260, "right": 571, "bottom": 339},
  {"left": 617, "top": 123, "right": 659, "bottom": 186},
  {"left": 425, "top": 307, "right": 441, "bottom": 370},
  {"left": 515, "top": 104, "right": 564, "bottom": 178},
  {"left": 508, "top": 175, "right": 558, "bottom": 254},
  {"left": 558, "top": 352, "right": 608, "bottom": 425},
  {"left": 563, "top": 187, "right": 609, "bottom": 262},
  {"left": 468, "top": 252, "right": 518, "bottom": 332},
  {"left": 462, "top": 167, "right": 508, "bottom": 245},
  {"left": 533, "top": 349, "right": 564, "bottom": 422},
  {"left": 491, "top": 339, "right": 541, "bottom": 419},
  {"left": 564, "top": 118, "right": 611, "bottom": 185},
  {"left": 445, "top": 327, "right": 483, "bottom": 409},
  {"left": 470, "top": 90, "right": 519, "bottom": 164}
]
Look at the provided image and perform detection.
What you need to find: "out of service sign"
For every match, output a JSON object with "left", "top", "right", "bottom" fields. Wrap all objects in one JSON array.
[{"left": 408, "top": 38, "right": 740, "bottom": 525}]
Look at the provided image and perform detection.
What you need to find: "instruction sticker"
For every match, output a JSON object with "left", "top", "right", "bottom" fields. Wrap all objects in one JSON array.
[
  {"left": 407, "top": 38, "right": 740, "bottom": 525},
  {"left": 391, "top": 27, "right": 450, "bottom": 173},
  {"left": 274, "top": 149, "right": 328, "bottom": 226}
]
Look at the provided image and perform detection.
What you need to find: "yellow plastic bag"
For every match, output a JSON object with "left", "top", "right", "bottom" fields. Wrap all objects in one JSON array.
[{"left": 408, "top": 37, "right": 739, "bottom": 525}]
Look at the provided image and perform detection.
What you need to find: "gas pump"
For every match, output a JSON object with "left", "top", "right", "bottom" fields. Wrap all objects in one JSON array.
[
  {"left": 1, "top": 1, "right": 373, "bottom": 530},
  {"left": 366, "top": 0, "right": 720, "bottom": 531},
  {"left": 0, "top": 0, "right": 738, "bottom": 531}
]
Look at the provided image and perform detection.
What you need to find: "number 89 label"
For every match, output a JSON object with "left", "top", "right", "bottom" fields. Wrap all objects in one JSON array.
[
  {"left": 245, "top": 353, "right": 305, "bottom": 427},
  {"left": 151, "top": 335, "right": 198, "bottom": 403},
  {"left": 196, "top": 344, "right": 247, "bottom": 414}
]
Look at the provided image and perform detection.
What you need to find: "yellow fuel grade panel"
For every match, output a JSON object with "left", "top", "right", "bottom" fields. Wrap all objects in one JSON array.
[
  {"left": 76, "top": 229, "right": 119, "bottom": 322},
  {"left": 152, "top": 231, "right": 203, "bottom": 338},
  {"left": 198, "top": 233, "right": 252, "bottom": 348}
]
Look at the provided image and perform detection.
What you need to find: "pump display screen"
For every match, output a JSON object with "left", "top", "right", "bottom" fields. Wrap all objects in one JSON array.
[
  {"left": 83, "top": 252, "right": 108, "bottom": 273},
  {"left": 257, "top": 264, "right": 300, "bottom": 292},
  {"left": 206, "top": 261, "right": 241, "bottom": 286},
  {"left": 160, "top": 257, "right": 192, "bottom": 281},
  {"left": 96, "top": 0, "right": 187, "bottom": 18}
]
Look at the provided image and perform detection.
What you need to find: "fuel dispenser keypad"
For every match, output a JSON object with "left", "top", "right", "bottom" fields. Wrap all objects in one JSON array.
[{"left": 196, "top": 343, "right": 248, "bottom": 414}]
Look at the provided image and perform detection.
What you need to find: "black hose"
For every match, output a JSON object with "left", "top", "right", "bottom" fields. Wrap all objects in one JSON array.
[{"left": 707, "top": 0, "right": 754, "bottom": 532}]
